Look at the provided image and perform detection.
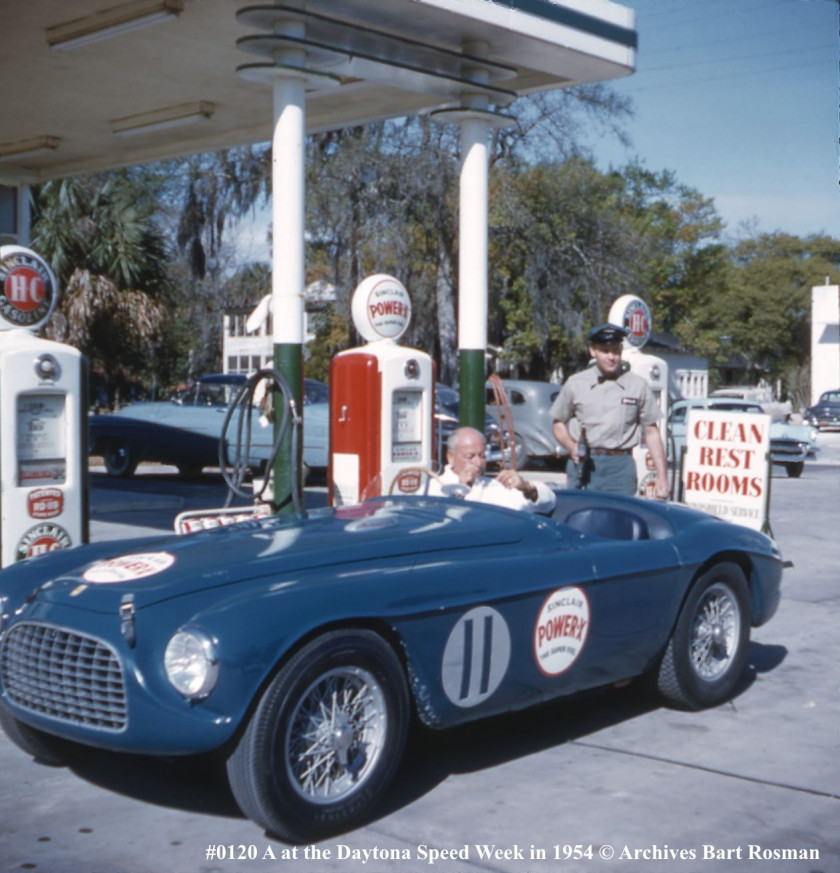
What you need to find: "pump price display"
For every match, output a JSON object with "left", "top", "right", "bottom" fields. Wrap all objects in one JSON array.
[
  {"left": 17, "top": 394, "right": 66, "bottom": 485},
  {"left": 392, "top": 390, "right": 422, "bottom": 462}
]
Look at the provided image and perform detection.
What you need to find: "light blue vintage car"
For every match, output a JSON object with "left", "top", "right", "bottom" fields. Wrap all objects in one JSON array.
[
  {"left": 88, "top": 374, "right": 329, "bottom": 477},
  {"left": 0, "top": 486, "right": 782, "bottom": 840},
  {"left": 668, "top": 398, "right": 818, "bottom": 478}
]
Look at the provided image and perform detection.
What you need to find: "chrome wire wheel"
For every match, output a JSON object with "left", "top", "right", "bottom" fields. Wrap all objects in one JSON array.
[
  {"left": 690, "top": 582, "right": 741, "bottom": 681},
  {"left": 656, "top": 563, "right": 751, "bottom": 710},
  {"left": 226, "top": 629, "right": 409, "bottom": 839},
  {"left": 285, "top": 666, "right": 388, "bottom": 805}
]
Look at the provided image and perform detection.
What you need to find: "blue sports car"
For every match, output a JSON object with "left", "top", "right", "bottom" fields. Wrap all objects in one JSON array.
[{"left": 0, "top": 488, "right": 782, "bottom": 840}]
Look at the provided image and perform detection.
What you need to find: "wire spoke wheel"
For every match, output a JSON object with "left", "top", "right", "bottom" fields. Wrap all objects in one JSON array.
[
  {"left": 226, "top": 630, "right": 408, "bottom": 840},
  {"left": 657, "top": 562, "right": 750, "bottom": 710},
  {"left": 689, "top": 582, "right": 740, "bottom": 681},
  {"left": 286, "top": 666, "right": 387, "bottom": 804}
]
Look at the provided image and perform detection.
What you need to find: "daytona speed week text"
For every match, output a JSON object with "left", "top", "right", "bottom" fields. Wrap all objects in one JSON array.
[{"left": 204, "top": 842, "right": 820, "bottom": 864}]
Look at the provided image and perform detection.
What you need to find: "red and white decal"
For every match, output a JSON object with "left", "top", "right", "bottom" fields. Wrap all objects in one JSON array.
[
  {"left": 83, "top": 552, "right": 176, "bottom": 583},
  {"left": 28, "top": 487, "right": 64, "bottom": 519},
  {"left": 394, "top": 469, "right": 422, "bottom": 493},
  {"left": 16, "top": 523, "right": 72, "bottom": 561},
  {"left": 0, "top": 246, "right": 57, "bottom": 330},
  {"left": 534, "top": 586, "right": 590, "bottom": 675}
]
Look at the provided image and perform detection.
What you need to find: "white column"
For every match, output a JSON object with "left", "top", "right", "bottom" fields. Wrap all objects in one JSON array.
[
  {"left": 272, "top": 76, "right": 305, "bottom": 348},
  {"left": 458, "top": 116, "right": 489, "bottom": 353}
]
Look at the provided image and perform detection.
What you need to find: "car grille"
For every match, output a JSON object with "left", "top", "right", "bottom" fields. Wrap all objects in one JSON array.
[
  {"left": 770, "top": 439, "right": 807, "bottom": 457},
  {"left": 0, "top": 622, "right": 126, "bottom": 731}
]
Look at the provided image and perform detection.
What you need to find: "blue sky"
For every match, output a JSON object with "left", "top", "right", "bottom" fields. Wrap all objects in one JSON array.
[{"left": 590, "top": 0, "right": 839, "bottom": 241}]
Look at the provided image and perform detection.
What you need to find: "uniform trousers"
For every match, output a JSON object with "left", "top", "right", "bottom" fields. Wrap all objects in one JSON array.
[{"left": 566, "top": 452, "right": 636, "bottom": 496}]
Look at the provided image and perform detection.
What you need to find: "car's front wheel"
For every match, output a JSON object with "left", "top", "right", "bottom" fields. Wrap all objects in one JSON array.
[
  {"left": 657, "top": 562, "right": 750, "bottom": 710},
  {"left": 103, "top": 439, "right": 137, "bottom": 478},
  {"left": 226, "top": 629, "right": 409, "bottom": 841},
  {"left": 785, "top": 461, "right": 804, "bottom": 478}
]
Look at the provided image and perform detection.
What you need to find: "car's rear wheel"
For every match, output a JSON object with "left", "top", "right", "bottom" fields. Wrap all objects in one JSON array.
[
  {"left": 657, "top": 562, "right": 750, "bottom": 710},
  {"left": 0, "top": 706, "right": 70, "bottom": 767},
  {"left": 103, "top": 439, "right": 136, "bottom": 478},
  {"left": 226, "top": 629, "right": 409, "bottom": 841}
]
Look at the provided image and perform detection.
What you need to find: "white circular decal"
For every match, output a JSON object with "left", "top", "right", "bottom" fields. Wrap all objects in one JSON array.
[
  {"left": 534, "top": 587, "right": 590, "bottom": 676},
  {"left": 351, "top": 274, "right": 411, "bottom": 342},
  {"left": 83, "top": 552, "right": 176, "bottom": 583},
  {"left": 442, "top": 606, "right": 510, "bottom": 708}
]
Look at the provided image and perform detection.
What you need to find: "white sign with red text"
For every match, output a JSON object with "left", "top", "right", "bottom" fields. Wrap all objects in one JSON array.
[
  {"left": 534, "top": 586, "right": 590, "bottom": 675},
  {"left": 681, "top": 409, "right": 771, "bottom": 531}
]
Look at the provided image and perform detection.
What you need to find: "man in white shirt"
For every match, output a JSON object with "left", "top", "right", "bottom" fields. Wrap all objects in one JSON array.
[{"left": 429, "top": 427, "right": 556, "bottom": 513}]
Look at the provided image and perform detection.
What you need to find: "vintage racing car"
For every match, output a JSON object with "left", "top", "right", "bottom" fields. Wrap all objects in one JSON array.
[{"left": 0, "top": 488, "right": 782, "bottom": 840}]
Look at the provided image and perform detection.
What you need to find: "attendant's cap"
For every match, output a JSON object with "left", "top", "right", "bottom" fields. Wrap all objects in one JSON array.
[{"left": 587, "top": 322, "right": 628, "bottom": 345}]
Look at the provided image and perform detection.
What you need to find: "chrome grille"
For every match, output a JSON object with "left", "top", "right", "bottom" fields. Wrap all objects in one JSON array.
[{"left": 0, "top": 622, "right": 126, "bottom": 731}]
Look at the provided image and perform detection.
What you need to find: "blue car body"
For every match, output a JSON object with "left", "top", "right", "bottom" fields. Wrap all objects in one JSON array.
[{"left": 0, "top": 489, "right": 782, "bottom": 838}]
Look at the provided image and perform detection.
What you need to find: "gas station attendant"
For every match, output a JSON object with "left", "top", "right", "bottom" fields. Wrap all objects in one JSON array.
[{"left": 551, "top": 323, "right": 669, "bottom": 498}]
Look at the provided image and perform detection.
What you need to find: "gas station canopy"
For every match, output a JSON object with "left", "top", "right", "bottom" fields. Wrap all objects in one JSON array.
[{"left": 0, "top": 0, "right": 635, "bottom": 185}]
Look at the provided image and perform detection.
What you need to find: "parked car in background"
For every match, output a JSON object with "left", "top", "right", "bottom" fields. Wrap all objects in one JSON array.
[
  {"left": 668, "top": 398, "right": 818, "bottom": 478},
  {"left": 709, "top": 386, "right": 792, "bottom": 423},
  {"left": 89, "top": 374, "right": 329, "bottom": 478},
  {"left": 803, "top": 389, "right": 840, "bottom": 431},
  {"left": 486, "top": 379, "right": 565, "bottom": 469}
]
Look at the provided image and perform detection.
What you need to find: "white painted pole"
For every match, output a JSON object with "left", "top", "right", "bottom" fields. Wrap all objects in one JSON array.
[
  {"left": 458, "top": 116, "right": 489, "bottom": 352},
  {"left": 272, "top": 76, "right": 305, "bottom": 348},
  {"left": 457, "top": 110, "right": 490, "bottom": 430}
]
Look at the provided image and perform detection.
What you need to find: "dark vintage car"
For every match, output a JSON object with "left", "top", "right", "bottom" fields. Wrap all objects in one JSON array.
[
  {"left": 0, "top": 487, "right": 782, "bottom": 840},
  {"left": 803, "top": 389, "right": 840, "bottom": 431},
  {"left": 88, "top": 374, "right": 329, "bottom": 477}
]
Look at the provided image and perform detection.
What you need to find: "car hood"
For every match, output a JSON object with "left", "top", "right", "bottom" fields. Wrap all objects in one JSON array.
[{"left": 20, "top": 499, "right": 529, "bottom": 613}]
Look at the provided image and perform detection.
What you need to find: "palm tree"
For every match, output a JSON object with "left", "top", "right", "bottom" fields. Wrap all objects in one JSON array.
[{"left": 32, "top": 172, "right": 170, "bottom": 404}]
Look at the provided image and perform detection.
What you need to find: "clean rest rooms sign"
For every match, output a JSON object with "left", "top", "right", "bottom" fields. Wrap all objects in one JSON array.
[{"left": 682, "top": 409, "right": 771, "bottom": 532}]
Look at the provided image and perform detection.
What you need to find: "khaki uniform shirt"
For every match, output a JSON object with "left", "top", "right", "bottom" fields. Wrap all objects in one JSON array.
[{"left": 550, "top": 366, "right": 659, "bottom": 451}]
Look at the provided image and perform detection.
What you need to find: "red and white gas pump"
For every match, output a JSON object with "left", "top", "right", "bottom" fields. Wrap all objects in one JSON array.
[
  {"left": 329, "top": 275, "right": 435, "bottom": 505},
  {"left": 608, "top": 294, "right": 669, "bottom": 498},
  {"left": 0, "top": 246, "right": 87, "bottom": 565}
]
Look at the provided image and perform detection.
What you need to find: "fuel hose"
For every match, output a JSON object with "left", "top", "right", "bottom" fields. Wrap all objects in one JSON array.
[{"left": 218, "top": 368, "right": 305, "bottom": 516}]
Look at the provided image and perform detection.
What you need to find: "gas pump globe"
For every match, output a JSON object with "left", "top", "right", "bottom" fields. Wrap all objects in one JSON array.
[
  {"left": 608, "top": 294, "right": 669, "bottom": 498},
  {"left": 329, "top": 275, "right": 435, "bottom": 505},
  {"left": 0, "top": 246, "right": 87, "bottom": 565}
]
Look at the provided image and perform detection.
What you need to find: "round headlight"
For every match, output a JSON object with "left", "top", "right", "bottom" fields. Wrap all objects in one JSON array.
[{"left": 164, "top": 628, "right": 219, "bottom": 700}]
